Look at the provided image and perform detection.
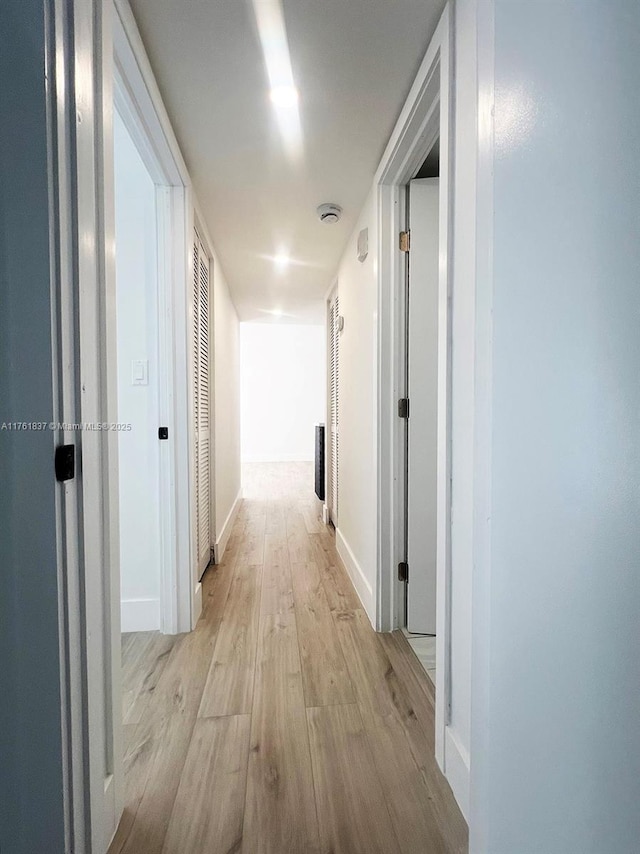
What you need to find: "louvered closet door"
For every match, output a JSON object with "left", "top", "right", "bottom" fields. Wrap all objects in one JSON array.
[
  {"left": 328, "top": 291, "right": 340, "bottom": 525},
  {"left": 193, "top": 233, "right": 211, "bottom": 578}
]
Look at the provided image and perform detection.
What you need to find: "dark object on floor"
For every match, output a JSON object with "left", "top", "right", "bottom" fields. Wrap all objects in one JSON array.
[{"left": 315, "top": 424, "right": 325, "bottom": 502}]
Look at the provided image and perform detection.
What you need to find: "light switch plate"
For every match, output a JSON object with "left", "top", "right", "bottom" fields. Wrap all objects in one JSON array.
[
  {"left": 131, "top": 358, "right": 149, "bottom": 386},
  {"left": 357, "top": 227, "right": 369, "bottom": 262}
]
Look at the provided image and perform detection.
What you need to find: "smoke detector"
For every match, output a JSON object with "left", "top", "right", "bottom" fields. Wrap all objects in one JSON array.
[{"left": 317, "top": 203, "right": 343, "bottom": 224}]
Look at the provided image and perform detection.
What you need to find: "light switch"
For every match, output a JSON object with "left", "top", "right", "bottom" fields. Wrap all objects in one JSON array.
[{"left": 131, "top": 359, "right": 149, "bottom": 386}]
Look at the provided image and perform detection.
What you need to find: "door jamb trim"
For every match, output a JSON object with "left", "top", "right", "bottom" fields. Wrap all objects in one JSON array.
[{"left": 374, "top": 3, "right": 453, "bottom": 771}]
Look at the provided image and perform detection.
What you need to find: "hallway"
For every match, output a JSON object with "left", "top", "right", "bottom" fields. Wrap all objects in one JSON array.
[{"left": 110, "top": 463, "right": 467, "bottom": 854}]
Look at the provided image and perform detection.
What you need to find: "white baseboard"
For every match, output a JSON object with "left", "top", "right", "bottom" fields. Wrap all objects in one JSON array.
[
  {"left": 242, "top": 454, "right": 314, "bottom": 463},
  {"left": 335, "top": 528, "right": 375, "bottom": 623},
  {"left": 214, "top": 489, "right": 243, "bottom": 563},
  {"left": 121, "top": 597, "right": 160, "bottom": 633},
  {"left": 444, "top": 726, "right": 470, "bottom": 821}
]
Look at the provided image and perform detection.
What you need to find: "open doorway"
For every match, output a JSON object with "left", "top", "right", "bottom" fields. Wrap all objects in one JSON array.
[
  {"left": 240, "top": 320, "right": 326, "bottom": 512},
  {"left": 375, "top": 6, "right": 452, "bottom": 774},
  {"left": 112, "top": 105, "right": 184, "bottom": 760},
  {"left": 109, "top": 0, "right": 197, "bottom": 640},
  {"left": 402, "top": 141, "right": 440, "bottom": 685},
  {"left": 113, "top": 109, "right": 163, "bottom": 634}
]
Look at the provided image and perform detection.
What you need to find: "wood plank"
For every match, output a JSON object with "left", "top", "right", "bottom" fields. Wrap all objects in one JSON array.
[
  {"left": 161, "top": 715, "right": 251, "bottom": 854},
  {"left": 366, "top": 717, "right": 454, "bottom": 854},
  {"left": 198, "top": 561, "right": 262, "bottom": 717},
  {"left": 108, "top": 721, "right": 160, "bottom": 854},
  {"left": 301, "top": 498, "right": 324, "bottom": 534},
  {"left": 321, "top": 560, "right": 362, "bottom": 611},
  {"left": 207, "top": 514, "right": 242, "bottom": 584},
  {"left": 308, "top": 528, "right": 336, "bottom": 566},
  {"left": 121, "top": 632, "right": 155, "bottom": 720},
  {"left": 290, "top": 560, "right": 355, "bottom": 707},
  {"left": 243, "top": 612, "right": 320, "bottom": 854},
  {"left": 110, "top": 591, "right": 229, "bottom": 854},
  {"left": 123, "top": 634, "right": 177, "bottom": 725},
  {"left": 237, "top": 512, "right": 267, "bottom": 565},
  {"left": 285, "top": 510, "right": 317, "bottom": 564},
  {"left": 333, "top": 608, "right": 436, "bottom": 779},
  {"left": 112, "top": 499, "right": 260, "bottom": 852},
  {"left": 309, "top": 533, "right": 362, "bottom": 611},
  {"left": 306, "top": 703, "right": 401, "bottom": 854},
  {"left": 416, "top": 765, "right": 469, "bottom": 854},
  {"left": 265, "top": 499, "right": 286, "bottom": 536},
  {"left": 110, "top": 614, "right": 224, "bottom": 854},
  {"left": 260, "top": 533, "right": 294, "bottom": 616},
  {"left": 115, "top": 707, "right": 198, "bottom": 854},
  {"left": 151, "top": 616, "right": 221, "bottom": 719},
  {"left": 121, "top": 631, "right": 146, "bottom": 672},
  {"left": 201, "top": 553, "right": 237, "bottom": 622},
  {"left": 121, "top": 631, "right": 136, "bottom": 658},
  {"left": 382, "top": 638, "right": 468, "bottom": 854},
  {"left": 337, "top": 615, "right": 468, "bottom": 852},
  {"left": 379, "top": 631, "right": 436, "bottom": 716},
  {"left": 121, "top": 632, "right": 160, "bottom": 690},
  {"left": 112, "top": 632, "right": 215, "bottom": 852},
  {"left": 333, "top": 609, "right": 417, "bottom": 728},
  {"left": 239, "top": 490, "right": 267, "bottom": 515}
]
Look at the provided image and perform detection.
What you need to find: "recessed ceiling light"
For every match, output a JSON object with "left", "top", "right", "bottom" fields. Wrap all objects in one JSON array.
[
  {"left": 274, "top": 252, "right": 290, "bottom": 269},
  {"left": 252, "top": 1, "right": 303, "bottom": 158},
  {"left": 270, "top": 86, "right": 299, "bottom": 109},
  {"left": 258, "top": 307, "right": 295, "bottom": 319}
]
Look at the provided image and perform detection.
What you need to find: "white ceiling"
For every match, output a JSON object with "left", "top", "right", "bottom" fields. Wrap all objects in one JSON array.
[{"left": 128, "top": 0, "right": 444, "bottom": 323}]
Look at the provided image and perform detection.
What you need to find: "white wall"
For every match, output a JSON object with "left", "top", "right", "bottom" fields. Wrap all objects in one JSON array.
[
  {"left": 240, "top": 322, "right": 325, "bottom": 463},
  {"left": 333, "top": 192, "right": 379, "bottom": 620},
  {"left": 471, "top": 2, "right": 640, "bottom": 852},
  {"left": 114, "top": 110, "right": 161, "bottom": 632},
  {"left": 214, "top": 256, "right": 242, "bottom": 558}
]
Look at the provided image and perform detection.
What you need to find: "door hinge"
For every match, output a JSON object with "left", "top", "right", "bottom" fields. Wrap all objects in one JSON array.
[
  {"left": 399, "top": 230, "right": 410, "bottom": 252},
  {"left": 158, "top": 426, "right": 169, "bottom": 440},
  {"left": 55, "top": 444, "right": 75, "bottom": 482},
  {"left": 398, "top": 398, "right": 410, "bottom": 419},
  {"left": 398, "top": 561, "right": 409, "bottom": 582}
]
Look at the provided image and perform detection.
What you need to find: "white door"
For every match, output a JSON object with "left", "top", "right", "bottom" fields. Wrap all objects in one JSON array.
[
  {"left": 406, "top": 178, "right": 440, "bottom": 634},
  {"left": 193, "top": 233, "right": 212, "bottom": 579},
  {"left": 328, "top": 290, "right": 340, "bottom": 525}
]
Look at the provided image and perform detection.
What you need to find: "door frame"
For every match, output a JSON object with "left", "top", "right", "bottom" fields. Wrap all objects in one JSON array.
[
  {"left": 50, "top": 1, "right": 125, "bottom": 849},
  {"left": 374, "top": 3, "right": 453, "bottom": 769},
  {"left": 54, "top": 0, "right": 201, "bottom": 848},
  {"left": 47, "top": 1, "right": 96, "bottom": 848},
  {"left": 112, "top": 0, "right": 196, "bottom": 633}
]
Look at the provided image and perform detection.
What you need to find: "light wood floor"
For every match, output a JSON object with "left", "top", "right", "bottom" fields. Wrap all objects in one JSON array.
[{"left": 110, "top": 462, "right": 468, "bottom": 854}]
